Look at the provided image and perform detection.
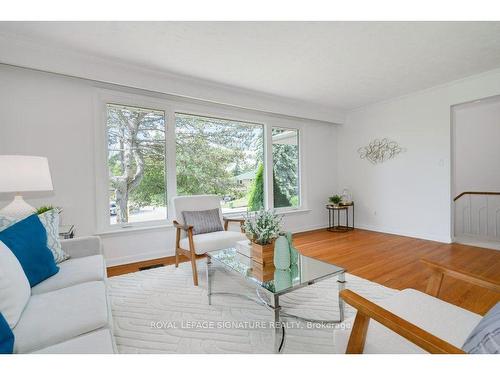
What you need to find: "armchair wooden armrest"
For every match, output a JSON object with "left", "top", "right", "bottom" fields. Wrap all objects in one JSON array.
[
  {"left": 173, "top": 220, "right": 193, "bottom": 232},
  {"left": 421, "top": 259, "right": 500, "bottom": 297},
  {"left": 340, "top": 289, "right": 465, "bottom": 354},
  {"left": 223, "top": 217, "right": 246, "bottom": 232}
]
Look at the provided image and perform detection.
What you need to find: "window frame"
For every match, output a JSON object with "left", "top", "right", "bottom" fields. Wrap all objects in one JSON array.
[
  {"left": 94, "top": 89, "right": 306, "bottom": 234},
  {"left": 174, "top": 110, "right": 266, "bottom": 215},
  {"left": 94, "top": 89, "right": 171, "bottom": 232},
  {"left": 271, "top": 125, "right": 302, "bottom": 212}
]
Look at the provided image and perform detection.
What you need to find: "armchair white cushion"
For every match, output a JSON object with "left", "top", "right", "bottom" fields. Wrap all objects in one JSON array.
[
  {"left": 179, "top": 231, "right": 247, "bottom": 255},
  {"left": 334, "top": 289, "right": 482, "bottom": 354}
]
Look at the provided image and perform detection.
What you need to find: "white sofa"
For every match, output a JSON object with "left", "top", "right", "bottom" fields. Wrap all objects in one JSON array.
[{"left": 12, "top": 236, "right": 116, "bottom": 354}]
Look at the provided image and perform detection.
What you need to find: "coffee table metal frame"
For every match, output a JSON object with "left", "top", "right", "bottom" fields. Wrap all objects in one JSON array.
[{"left": 205, "top": 250, "right": 346, "bottom": 353}]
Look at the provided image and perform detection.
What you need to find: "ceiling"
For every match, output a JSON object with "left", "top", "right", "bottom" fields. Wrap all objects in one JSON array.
[{"left": 1, "top": 21, "right": 500, "bottom": 110}]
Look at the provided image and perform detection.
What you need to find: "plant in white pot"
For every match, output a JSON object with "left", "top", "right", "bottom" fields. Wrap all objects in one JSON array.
[{"left": 243, "top": 209, "right": 282, "bottom": 266}]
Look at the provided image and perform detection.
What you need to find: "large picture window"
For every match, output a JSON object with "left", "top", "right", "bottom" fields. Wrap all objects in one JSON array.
[
  {"left": 272, "top": 127, "right": 300, "bottom": 209},
  {"left": 106, "top": 103, "right": 167, "bottom": 225},
  {"left": 97, "top": 91, "right": 304, "bottom": 232},
  {"left": 175, "top": 113, "right": 264, "bottom": 213}
]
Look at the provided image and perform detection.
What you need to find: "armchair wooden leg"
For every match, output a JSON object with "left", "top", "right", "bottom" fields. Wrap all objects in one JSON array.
[
  {"left": 175, "top": 227, "right": 181, "bottom": 268},
  {"left": 346, "top": 312, "right": 370, "bottom": 354},
  {"left": 190, "top": 257, "right": 199, "bottom": 286},
  {"left": 188, "top": 230, "right": 199, "bottom": 286}
]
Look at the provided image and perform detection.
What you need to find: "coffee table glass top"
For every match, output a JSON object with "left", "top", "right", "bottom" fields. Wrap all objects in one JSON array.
[{"left": 207, "top": 248, "right": 345, "bottom": 295}]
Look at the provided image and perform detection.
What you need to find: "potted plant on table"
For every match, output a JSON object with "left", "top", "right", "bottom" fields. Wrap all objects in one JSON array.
[
  {"left": 329, "top": 194, "right": 343, "bottom": 207},
  {"left": 243, "top": 209, "right": 282, "bottom": 266}
]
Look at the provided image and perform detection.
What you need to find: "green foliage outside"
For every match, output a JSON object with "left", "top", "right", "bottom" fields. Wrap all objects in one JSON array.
[
  {"left": 108, "top": 109, "right": 300, "bottom": 223},
  {"left": 271, "top": 129, "right": 299, "bottom": 208},
  {"left": 130, "top": 155, "right": 166, "bottom": 207},
  {"left": 273, "top": 170, "right": 291, "bottom": 208},
  {"left": 175, "top": 114, "right": 260, "bottom": 200},
  {"left": 248, "top": 163, "right": 265, "bottom": 211}
]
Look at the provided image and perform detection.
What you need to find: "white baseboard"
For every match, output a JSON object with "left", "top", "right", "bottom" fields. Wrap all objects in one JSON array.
[
  {"left": 355, "top": 223, "right": 452, "bottom": 244},
  {"left": 105, "top": 223, "right": 327, "bottom": 267},
  {"left": 106, "top": 249, "right": 175, "bottom": 267},
  {"left": 453, "top": 235, "right": 500, "bottom": 251},
  {"left": 289, "top": 223, "right": 327, "bottom": 234},
  {"left": 105, "top": 223, "right": 450, "bottom": 267}
]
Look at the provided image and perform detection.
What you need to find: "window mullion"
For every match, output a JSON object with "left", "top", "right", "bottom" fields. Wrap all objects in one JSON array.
[
  {"left": 264, "top": 123, "right": 274, "bottom": 211},
  {"left": 165, "top": 108, "right": 177, "bottom": 220}
]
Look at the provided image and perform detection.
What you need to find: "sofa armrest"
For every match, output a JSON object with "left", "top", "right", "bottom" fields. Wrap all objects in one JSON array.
[{"left": 60, "top": 236, "right": 102, "bottom": 258}]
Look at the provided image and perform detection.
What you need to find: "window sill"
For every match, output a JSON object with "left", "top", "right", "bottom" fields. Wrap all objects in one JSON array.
[
  {"left": 274, "top": 208, "right": 311, "bottom": 216},
  {"left": 95, "top": 222, "right": 173, "bottom": 236},
  {"left": 224, "top": 207, "right": 312, "bottom": 218},
  {"left": 95, "top": 208, "right": 311, "bottom": 236}
]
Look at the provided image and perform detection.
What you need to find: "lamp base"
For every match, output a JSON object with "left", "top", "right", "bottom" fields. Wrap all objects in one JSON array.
[{"left": 0, "top": 195, "right": 36, "bottom": 218}]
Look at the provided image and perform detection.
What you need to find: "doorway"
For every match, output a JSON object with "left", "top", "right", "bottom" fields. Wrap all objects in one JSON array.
[{"left": 451, "top": 96, "right": 500, "bottom": 250}]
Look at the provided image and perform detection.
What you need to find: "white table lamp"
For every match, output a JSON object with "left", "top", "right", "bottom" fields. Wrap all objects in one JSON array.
[{"left": 0, "top": 155, "right": 54, "bottom": 218}]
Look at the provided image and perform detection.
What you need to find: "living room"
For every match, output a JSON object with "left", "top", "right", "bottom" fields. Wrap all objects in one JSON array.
[{"left": 0, "top": 1, "right": 499, "bottom": 373}]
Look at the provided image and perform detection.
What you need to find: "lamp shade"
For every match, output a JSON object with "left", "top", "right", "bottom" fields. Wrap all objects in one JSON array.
[{"left": 0, "top": 155, "right": 53, "bottom": 193}]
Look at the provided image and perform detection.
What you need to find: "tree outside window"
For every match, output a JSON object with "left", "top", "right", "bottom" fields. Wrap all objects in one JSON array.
[
  {"left": 105, "top": 106, "right": 301, "bottom": 226},
  {"left": 272, "top": 127, "right": 300, "bottom": 208},
  {"left": 175, "top": 113, "right": 264, "bottom": 213},
  {"left": 106, "top": 104, "right": 166, "bottom": 224}
]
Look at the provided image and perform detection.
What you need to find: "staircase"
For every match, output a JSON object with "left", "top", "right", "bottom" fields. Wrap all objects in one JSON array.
[{"left": 454, "top": 192, "right": 500, "bottom": 250}]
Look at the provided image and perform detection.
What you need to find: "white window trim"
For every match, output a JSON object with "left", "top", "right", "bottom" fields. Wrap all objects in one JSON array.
[
  {"left": 174, "top": 104, "right": 267, "bottom": 216},
  {"left": 270, "top": 125, "right": 303, "bottom": 213},
  {"left": 94, "top": 89, "right": 172, "bottom": 232},
  {"left": 94, "top": 88, "right": 307, "bottom": 233}
]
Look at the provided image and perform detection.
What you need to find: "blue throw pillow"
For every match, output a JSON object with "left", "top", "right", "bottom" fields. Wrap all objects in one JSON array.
[
  {"left": 462, "top": 302, "right": 500, "bottom": 354},
  {"left": 0, "top": 312, "right": 14, "bottom": 354},
  {"left": 0, "top": 214, "right": 59, "bottom": 287}
]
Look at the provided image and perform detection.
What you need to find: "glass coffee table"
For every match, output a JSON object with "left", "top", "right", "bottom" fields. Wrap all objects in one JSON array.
[{"left": 206, "top": 248, "right": 346, "bottom": 353}]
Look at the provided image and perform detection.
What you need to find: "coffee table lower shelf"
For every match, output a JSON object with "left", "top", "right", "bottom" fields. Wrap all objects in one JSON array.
[{"left": 206, "top": 253, "right": 346, "bottom": 353}]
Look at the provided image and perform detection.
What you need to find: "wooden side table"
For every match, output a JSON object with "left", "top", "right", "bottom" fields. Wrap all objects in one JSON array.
[{"left": 326, "top": 203, "right": 354, "bottom": 232}]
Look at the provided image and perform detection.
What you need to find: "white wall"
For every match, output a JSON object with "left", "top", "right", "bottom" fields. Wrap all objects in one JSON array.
[
  {"left": 0, "top": 34, "right": 345, "bottom": 125},
  {"left": 0, "top": 65, "right": 338, "bottom": 266},
  {"left": 453, "top": 97, "right": 500, "bottom": 196},
  {"left": 338, "top": 68, "right": 500, "bottom": 243}
]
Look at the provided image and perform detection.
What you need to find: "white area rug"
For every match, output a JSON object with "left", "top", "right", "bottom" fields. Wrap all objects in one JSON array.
[{"left": 108, "top": 260, "right": 397, "bottom": 353}]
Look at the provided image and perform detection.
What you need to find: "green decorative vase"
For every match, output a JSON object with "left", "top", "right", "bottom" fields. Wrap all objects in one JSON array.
[
  {"left": 290, "top": 264, "right": 299, "bottom": 281},
  {"left": 274, "top": 269, "right": 292, "bottom": 291},
  {"left": 273, "top": 235, "right": 291, "bottom": 270},
  {"left": 285, "top": 232, "right": 299, "bottom": 265}
]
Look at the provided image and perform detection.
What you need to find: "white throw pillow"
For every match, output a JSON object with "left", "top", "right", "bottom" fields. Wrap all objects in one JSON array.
[
  {"left": 37, "top": 210, "right": 70, "bottom": 263},
  {"left": 0, "top": 240, "right": 31, "bottom": 328}
]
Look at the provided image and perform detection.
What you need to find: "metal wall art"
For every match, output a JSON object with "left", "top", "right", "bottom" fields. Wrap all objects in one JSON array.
[{"left": 358, "top": 138, "right": 404, "bottom": 164}]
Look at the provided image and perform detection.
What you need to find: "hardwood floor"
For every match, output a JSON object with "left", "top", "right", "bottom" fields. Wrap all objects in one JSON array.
[
  {"left": 107, "top": 228, "right": 500, "bottom": 315},
  {"left": 107, "top": 255, "right": 189, "bottom": 277},
  {"left": 293, "top": 229, "right": 500, "bottom": 315}
]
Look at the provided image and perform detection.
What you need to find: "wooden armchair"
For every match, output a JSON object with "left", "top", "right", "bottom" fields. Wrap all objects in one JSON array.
[
  {"left": 339, "top": 259, "right": 500, "bottom": 354},
  {"left": 172, "top": 195, "right": 246, "bottom": 286}
]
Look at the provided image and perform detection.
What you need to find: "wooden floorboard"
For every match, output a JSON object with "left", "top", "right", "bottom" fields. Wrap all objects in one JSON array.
[
  {"left": 294, "top": 229, "right": 500, "bottom": 314},
  {"left": 107, "top": 255, "right": 189, "bottom": 277},
  {"left": 107, "top": 228, "right": 500, "bottom": 315}
]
